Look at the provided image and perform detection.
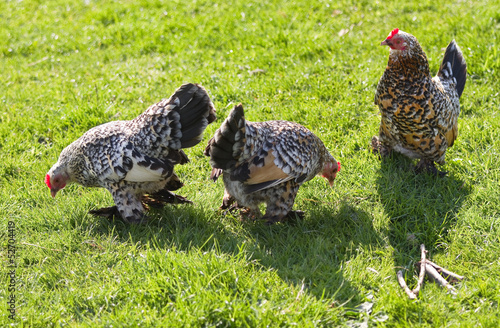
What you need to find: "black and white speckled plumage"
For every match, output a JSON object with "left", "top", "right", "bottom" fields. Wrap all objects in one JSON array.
[
  {"left": 373, "top": 29, "right": 467, "bottom": 174},
  {"left": 46, "top": 83, "right": 216, "bottom": 223},
  {"left": 204, "top": 104, "right": 340, "bottom": 224}
]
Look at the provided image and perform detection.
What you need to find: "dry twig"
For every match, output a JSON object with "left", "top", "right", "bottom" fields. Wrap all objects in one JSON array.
[
  {"left": 397, "top": 270, "right": 417, "bottom": 299},
  {"left": 412, "top": 244, "right": 427, "bottom": 296},
  {"left": 397, "top": 244, "right": 463, "bottom": 299},
  {"left": 27, "top": 56, "right": 49, "bottom": 67},
  {"left": 425, "top": 263, "right": 457, "bottom": 294},
  {"left": 425, "top": 259, "right": 464, "bottom": 283}
]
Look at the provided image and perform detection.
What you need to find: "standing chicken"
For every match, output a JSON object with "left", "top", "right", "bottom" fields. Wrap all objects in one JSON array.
[
  {"left": 204, "top": 104, "right": 340, "bottom": 224},
  {"left": 372, "top": 28, "right": 467, "bottom": 175},
  {"left": 46, "top": 83, "right": 216, "bottom": 223}
]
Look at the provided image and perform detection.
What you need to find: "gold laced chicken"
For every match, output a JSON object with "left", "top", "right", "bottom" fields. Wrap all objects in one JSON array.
[{"left": 373, "top": 28, "right": 467, "bottom": 175}]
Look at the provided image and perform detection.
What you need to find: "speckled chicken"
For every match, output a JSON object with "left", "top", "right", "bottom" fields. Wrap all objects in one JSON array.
[
  {"left": 46, "top": 83, "right": 216, "bottom": 223},
  {"left": 372, "top": 28, "right": 467, "bottom": 175},
  {"left": 204, "top": 104, "right": 340, "bottom": 224}
]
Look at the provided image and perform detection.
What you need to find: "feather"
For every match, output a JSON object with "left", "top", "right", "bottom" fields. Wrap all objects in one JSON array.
[
  {"left": 46, "top": 83, "right": 216, "bottom": 223},
  {"left": 205, "top": 103, "right": 339, "bottom": 224},
  {"left": 374, "top": 29, "right": 466, "bottom": 171}
]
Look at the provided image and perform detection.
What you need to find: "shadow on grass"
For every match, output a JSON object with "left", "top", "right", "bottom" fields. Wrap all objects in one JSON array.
[
  {"left": 81, "top": 199, "right": 381, "bottom": 306},
  {"left": 374, "top": 153, "right": 472, "bottom": 267},
  {"left": 233, "top": 202, "right": 383, "bottom": 304}
]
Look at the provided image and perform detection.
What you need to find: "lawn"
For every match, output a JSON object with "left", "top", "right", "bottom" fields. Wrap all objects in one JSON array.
[{"left": 1, "top": 0, "right": 499, "bottom": 326}]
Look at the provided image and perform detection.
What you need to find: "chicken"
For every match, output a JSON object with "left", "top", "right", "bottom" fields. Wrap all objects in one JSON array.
[
  {"left": 372, "top": 28, "right": 467, "bottom": 175},
  {"left": 46, "top": 83, "right": 216, "bottom": 223},
  {"left": 204, "top": 104, "right": 340, "bottom": 224}
]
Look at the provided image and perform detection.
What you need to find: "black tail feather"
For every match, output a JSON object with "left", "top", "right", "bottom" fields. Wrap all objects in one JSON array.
[
  {"left": 205, "top": 104, "right": 246, "bottom": 170},
  {"left": 178, "top": 90, "right": 209, "bottom": 126},
  {"left": 212, "top": 130, "right": 237, "bottom": 152},
  {"left": 438, "top": 40, "right": 467, "bottom": 98},
  {"left": 174, "top": 83, "right": 215, "bottom": 148},
  {"left": 133, "top": 83, "right": 215, "bottom": 152},
  {"left": 169, "top": 83, "right": 216, "bottom": 148},
  {"left": 172, "top": 83, "right": 216, "bottom": 148},
  {"left": 173, "top": 83, "right": 198, "bottom": 107},
  {"left": 180, "top": 119, "right": 210, "bottom": 148}
]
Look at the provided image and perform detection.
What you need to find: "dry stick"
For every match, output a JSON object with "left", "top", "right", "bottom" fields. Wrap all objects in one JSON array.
[
  {"left": 412, "top": 244, "right": 427, "bottom": 296},
  {"left": 425, "top": 259, "right": 464, "bottom": 282},
  {"left": 295, "top": 281, "right": 306, "bottom": 301},
  {"left": 425, "top": 263, "right": 457, "bottom": 294},
  {"left": 397, "top": 270, "right": 417, "bottom": 300},
  {"left": 27, "top": 56, "right": 49, "bottom": 67}
]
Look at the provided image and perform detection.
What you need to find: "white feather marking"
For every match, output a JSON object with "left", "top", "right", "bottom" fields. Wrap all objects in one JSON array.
[
  {"left": 105, "top": 155, "right": 120, "bottom": 180},
  {"left": 123, "top": 154, "right": 166, "bottom": 183},
  {"left": 282, "top": 165, "right": 291, "bottom": 174},
  {"left": 84, "top": 155, "right": 93, "bottom": 170},
  {"left": 124, "top": 164, "right": 165, "bottom": 182},
  {"left": 165, "top": 104, "right": 178, "bottom": 111},
  {"left": 150, "top": 125, "right": 159, "bottom": 136}
]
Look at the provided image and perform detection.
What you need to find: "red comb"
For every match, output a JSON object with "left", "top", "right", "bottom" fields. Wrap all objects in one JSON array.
[
  {"left": 387, "top": 28, "right": 399, "bottom": 39},
  {"left": 45, "top": 174, "right": 52, "bottom": 189},
  {"left": 337, "top": 161, "right": 341, "bottom": 171}
]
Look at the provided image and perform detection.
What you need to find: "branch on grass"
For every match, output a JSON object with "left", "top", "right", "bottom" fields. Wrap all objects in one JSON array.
[
  {"left": 397, "top": 244, "right": 464, "bottom": 299},
  {"left": 295, "top": 281, "right": 306, "bottom": 301},
  {"left": 397, "top": 270, "right": 417, "bottom": 300},
  {"left": 27, "top": 56, "right": 49, "bottom": 67},
  {"left": 425, "top": 263, "right": 457, "bottom": 295},
  {"left": 412, "top": 244, "right": 427, "bottom": 296},
  {"left": 425, "top": 259, "right": 464, "bottom": 283}
]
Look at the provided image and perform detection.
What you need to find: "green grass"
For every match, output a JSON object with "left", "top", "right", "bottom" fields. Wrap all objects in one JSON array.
[{"left": 1, "top": 0, "right": 500, "bottom": 326}]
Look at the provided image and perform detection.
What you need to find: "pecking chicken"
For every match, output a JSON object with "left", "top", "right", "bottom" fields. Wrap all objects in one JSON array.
[
  {"left": 372, "top": 28, "right": 467, "bottom": 175},
  {"left": 46, "top": 83, "right": 216, "bottom": 223},
  {"left": 204, "top": 104, "right": 340, "bottom": 224}
]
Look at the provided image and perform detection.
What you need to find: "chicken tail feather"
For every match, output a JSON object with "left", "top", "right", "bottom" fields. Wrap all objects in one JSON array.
[
  {"left": 172, "top": 83, "right": 217, "bottom": 148},
  {"left": 204, "top": 104, "right": 246, "bottom": 171},
  {"left": 438, "top": 40, "right": 467, "bottom": 98}
]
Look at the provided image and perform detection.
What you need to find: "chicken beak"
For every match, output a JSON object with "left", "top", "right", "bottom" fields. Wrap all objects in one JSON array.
[
  {"left": 381, "top": 39, "right": 391, "bottom": 46},
  {"left": 50, "top": 189, "right": 58, "bottom": 198},
  {"left": 328, "top": 176, "right": 336, "bottom": 187}
]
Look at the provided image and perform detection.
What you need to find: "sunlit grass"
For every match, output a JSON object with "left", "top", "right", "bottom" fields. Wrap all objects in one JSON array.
[{"left": 1, "top": 0, "right": 499, "bottom": 326}]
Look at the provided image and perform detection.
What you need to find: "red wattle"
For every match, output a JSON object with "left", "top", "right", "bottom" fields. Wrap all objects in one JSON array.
[{"left": 45, "top": 174, "right": 52, "bottom": 189}]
